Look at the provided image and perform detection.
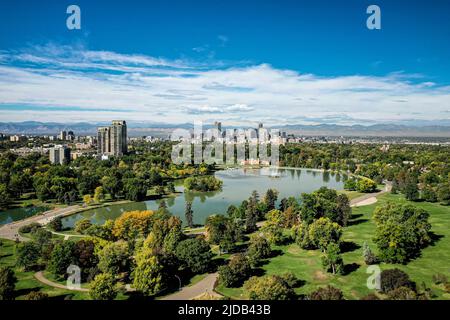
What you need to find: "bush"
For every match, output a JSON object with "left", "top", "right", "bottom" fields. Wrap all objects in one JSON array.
[
  {"left": 218, "top": 254, "right": 252, "bottom": 287},
  {"left": 360, "top": 293, "right": 380, "bottom": 300},
  {"left": 89, "top": 273, "right": 118, "bottom": 300},
  {"left": 48, "top": 216, "right": 63, "bottom": 232},
  {"left": 432, "top": 273, "right": 448, "bottom": 285},
  {"left": 309, "top": 285, "right": 344, "bottom": 300},
  {"left": 74, "top": 218, "right": 92, "bottom": 234},
  {"left": 356, "top": 178, "right": 377, "bottom": 193},
  {"left": 279, "top": 272, "right": 300, "bottom": 288},
  {"left": 387, "top": 286, "right": 419, "bottom": 300},
  {"left": 362, "top": 241, "right": 378, "bottom": 265},
  {"left": 24, "top": 291, "right": 49, "bottom": 300},
  {"left": 0, "top": 266, "right": 17, "bottom": 300},
  {"left": 380, "top": 269, "right": 415, "bottom": 293},
  {"left": 243, "top": 275, "right": 295, "bottom": 300},
  {"left": 18, "top": 222, "right": 41, "bottom": 234}
]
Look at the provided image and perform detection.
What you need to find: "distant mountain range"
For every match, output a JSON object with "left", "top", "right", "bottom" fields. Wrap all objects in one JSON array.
[{"left": 0, "top": 121, "right": 450, "bottom": 137}]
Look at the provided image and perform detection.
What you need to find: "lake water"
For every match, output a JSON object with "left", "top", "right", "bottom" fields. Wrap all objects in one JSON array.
[
  {"left": 0, "top": 205, "right": 50, "bottom": 225},
  {"left": 61, "top": 168, "right": 346, "bottom": 228}
]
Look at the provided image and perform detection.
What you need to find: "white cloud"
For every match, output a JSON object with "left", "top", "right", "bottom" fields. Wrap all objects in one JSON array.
[{"left": 0, "top": 44, "right": 449, "bottom": 126}]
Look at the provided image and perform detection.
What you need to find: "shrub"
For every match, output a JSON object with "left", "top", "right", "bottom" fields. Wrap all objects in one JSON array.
[
  {"left": 309, "top": 285, "right": 344, "bottom": 300},
  {"left": 218, "top": 254, "right": 252, "bottom": 287},
  {"left": 0, "top": 266, "right": 17, "bottom": 300},
  {"left": 18, "top": 223, "right": 41, "bottom": 234},
  {"left": 387, "top": 286, "right": 418, "bottom": 300},
  {"left": 89, "top": 273, "right": 118, "bottom": 300},
  {"left": 243, "top": 275, "right": 295, "bottom": 300},
  {"left": 74, "top": 218, "right": 92, "bottom": 234},
  {"left": 48, "top": 216, "right": 63, "bottom": 232},
  {"left": 360, "top": 293, "right": 380, "bottom": 300},
  {"left": 24, "top": 291, "right": 49, "bottom": 300},
  {"left": 380, "top": 269, "right": 415, "bottom": 293},
  {"left": 432, "top": 273, "right": 448, "bottom": 285},
  {"left": 362, "top": 241, "right": 378, "bottom": 265}
]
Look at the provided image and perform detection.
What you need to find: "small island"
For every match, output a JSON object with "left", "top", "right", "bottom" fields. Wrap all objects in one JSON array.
[{"left": 183, "top": 176, "right": 223, "bottom": 192}]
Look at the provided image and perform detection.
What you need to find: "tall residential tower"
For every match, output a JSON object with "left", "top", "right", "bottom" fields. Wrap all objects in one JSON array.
[{"left": 97, "top": 120, "right": 128, "bottom": 157}]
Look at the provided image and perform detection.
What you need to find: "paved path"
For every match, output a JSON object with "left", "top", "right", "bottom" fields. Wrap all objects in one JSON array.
[
  {"left": 34, "top": 271, "right": 89, "bottom": 292},
  {"left": 350, "top": 183, "right": 391, "bottom": 207},
  {"left": 0, "top": 205, "right": 81, "bottom": 241},
  {"left": 161, "top": 273, "right": 221, "bottom": 300}
]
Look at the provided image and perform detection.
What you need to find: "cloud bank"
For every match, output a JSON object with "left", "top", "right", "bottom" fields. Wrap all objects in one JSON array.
[{"left": 0, "top": 44, "right": 449, "bottom": 126}]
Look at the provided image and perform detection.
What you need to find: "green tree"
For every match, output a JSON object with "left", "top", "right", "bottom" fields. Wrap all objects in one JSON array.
[
  {"left": 175, "top": 238, "right": 213, "bottom": 273},
  {"left": 89, "top": 273, "right": 118, "bottom": 300},
  {"left": 404, "top": 181, "right": 420, "bottom": 201},
  {"left": 264, "top": 189, "right": 279, "bottom": 211},
  {"left": 0, "top": 266, "right": 17, "bottom": 300},
  {"left": 98, "top": 240, "right": 130, "bottom": 275},
  {"left": 308, "top": 217, "right": 342, "bottom": 251},
  {"left": 93, "top": 186, "right": 105, "bottom": 203},
  {"left": 373, "top": 203, "right": 431, "bottom": 263},
  {"left": 48, "top": 216, "right": 63, "bottom": 232},
  {"left": 247, "top": 235, "right": 271, "bottom": 267},
  {"left": 244, "top": 275, "right": 294, "bottom": 300},
  {"left": 16, "top": 242, "right": 40, "bottom": 271},
  {"left": 321, "top": 243, "right": 344, "bottom": 275},
  {"left": 218, "top": 253, "right": 252, "bottom": 287},
  {"left": 48, "top": 241, "right": 76, "bottom": 277},
  {"left": 356, "top": 178, "right": 377, "bottom": 193},
  {"left": 0, "top": 183, "right": 11, "bottom": 209},
  {"left": 185, "top": 201, "right": 194, "bottom": 228},
  {"left": 74, "top": 218, "right": 92, "bottom": 234},
  {"left": 133, "top": 249, "right": 165, "bottom": 296}
]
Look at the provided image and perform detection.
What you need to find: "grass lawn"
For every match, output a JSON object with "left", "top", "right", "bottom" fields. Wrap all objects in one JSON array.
[
  {"left": 0, "top": 239, "right": 91, "bottom": 300},
  {"left": 216, "top": 193, "right": 450, "bottom": 300}
]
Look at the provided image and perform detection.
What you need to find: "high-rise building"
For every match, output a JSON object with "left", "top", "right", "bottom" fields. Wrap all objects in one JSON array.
[
  {"left": 49, "top": 145, "right": 70, "bottom": 165},
  {"left": 58, "top": 131, "right": 67, "bottom": 140},
  {"left": 214, "top": 121, "right": 222, "bottom": 132},
  {"left": 97, "top": 120, "right": 128, "bottom": 157}
]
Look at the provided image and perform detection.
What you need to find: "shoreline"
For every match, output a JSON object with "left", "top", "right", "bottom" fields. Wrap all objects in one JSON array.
[{"left": 0, "top": 166, "right": 371, "bottom": 238}]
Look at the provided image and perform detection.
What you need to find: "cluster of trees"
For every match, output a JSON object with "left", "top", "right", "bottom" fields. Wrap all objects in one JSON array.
[
  {"left": 183, "top": 176, "right": 223, "bottom": 192},
  {"left": 0, "top": 142, "right": 214, "bottom": 209},
  {"left": 292, "top": 187, "right": 352, "bottom": 274},
  {"left": 373, "top": 203, "right": 431, "bottom": 264},
  {"left": 344, "top": 177, "right": 377, "bottom": 193},
  {"left": 11, "top": 207, "right": 217, "bottom": 300},
  {"left": 281, "top": 143, "right": 450, "bottom": 205}
]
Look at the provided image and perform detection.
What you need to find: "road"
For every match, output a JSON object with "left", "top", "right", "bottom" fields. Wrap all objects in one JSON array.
[
  {"left": 34, "top": 271, "right": 89, "bottom": 292},
  {"left": 0, "top": 205, "right": 81, "bottom": 241},
  {"left": 161, "top": 273, "right": 221, "bottom": 300},
  {"left": 350, "top": 182, "right": 391, "bottom": 207}
]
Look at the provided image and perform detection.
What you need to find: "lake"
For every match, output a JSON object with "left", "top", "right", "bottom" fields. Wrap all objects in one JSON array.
[
  {"left": 0, "top": 205, "right": 50, "bottom": 225},
  {"left": 61, "top": 167, "right": 346, "bottom": 228}
]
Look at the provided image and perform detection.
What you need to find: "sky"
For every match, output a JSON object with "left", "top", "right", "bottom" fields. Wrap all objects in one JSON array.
[{"left": 0, "top": 0, "right": 449, "bottom": 126}]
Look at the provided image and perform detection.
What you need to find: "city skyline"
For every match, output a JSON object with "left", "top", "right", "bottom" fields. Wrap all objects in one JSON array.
[{"left": 0, "top": 0, "right": 450, "bottom": 126}]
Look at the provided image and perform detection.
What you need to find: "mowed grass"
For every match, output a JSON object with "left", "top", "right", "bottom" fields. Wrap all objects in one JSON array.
[{"left": 216, "top": 193, "right": 450, "bottom": 300}]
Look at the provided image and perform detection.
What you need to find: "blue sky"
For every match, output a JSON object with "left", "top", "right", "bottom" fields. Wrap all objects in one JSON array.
[{"left": 0, "top": 0, "right": 449, "bottom": 125}]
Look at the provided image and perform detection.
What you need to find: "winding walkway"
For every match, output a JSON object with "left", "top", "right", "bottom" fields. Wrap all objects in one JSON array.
[
  {"left": 161, "top": 273, "right": 221, "bottom": 300},
  {"left": 34, "top": 271, "right": 89, "bottom": 292},
  {"left": 0, "top": 205, "right": 81, "bottom": 241},
  {"left": 350, "top": 182, "right": 391, "bottom": 208}
]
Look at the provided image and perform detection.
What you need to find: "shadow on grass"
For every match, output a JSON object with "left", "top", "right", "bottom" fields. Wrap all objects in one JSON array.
[
  {"left": 343, "top": 262, "right": 360, "bottom": 275},
  {"left": 340, "top": 241, "right": 361, "bottom": 253},
  {"left": 347, "top": 218, "right": 368, "bottom": 226},
  {"left": 429, "top": 232, "right": 444, "bottom": 246},
  {"left": 13, "top": 287, "right": 42, "bottom": 298}
]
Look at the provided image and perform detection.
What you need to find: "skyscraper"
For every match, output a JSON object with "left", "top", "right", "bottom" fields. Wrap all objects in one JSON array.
[
  {"left": 49, "top": 145, "right": 70, "bottom": 165},
  {"left": 97, "top": 120, "right": 128, "bottom": 157}
]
